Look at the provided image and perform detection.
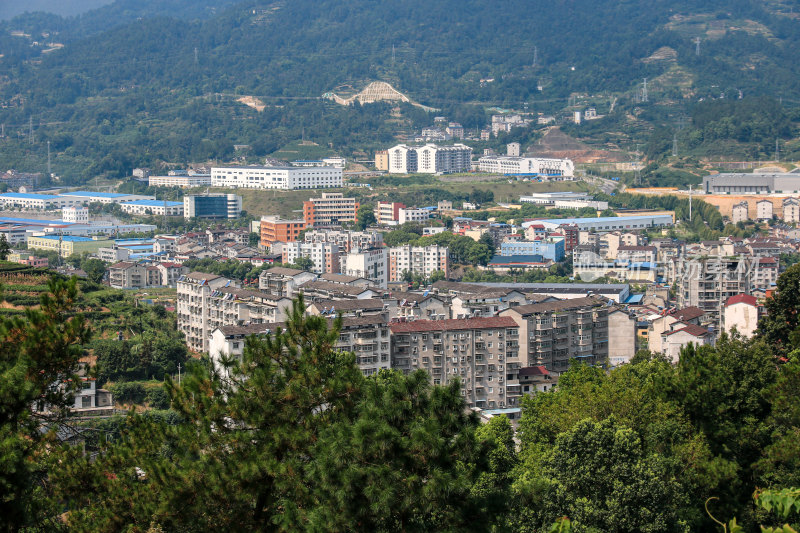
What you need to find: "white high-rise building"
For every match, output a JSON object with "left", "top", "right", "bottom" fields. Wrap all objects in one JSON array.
[
  {"left": 211, "top": 166, "right": 342, "bottom": 190},
  {"left": 389, "top": 245, "right": 449, "bottom": 282},
  {"left": 281, "top": 241, "right": 341, "bottom": 274},
  {"left": 387, "top": 144, "right": 472, "bottom": 174},
  {"left": 342, "top": 247, "right": 388, "bottom": 288}
]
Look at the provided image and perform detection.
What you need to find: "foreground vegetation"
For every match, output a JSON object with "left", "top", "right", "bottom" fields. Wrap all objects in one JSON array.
[{"left": 3, "top": 264, "right": 800, "bottom": 530}]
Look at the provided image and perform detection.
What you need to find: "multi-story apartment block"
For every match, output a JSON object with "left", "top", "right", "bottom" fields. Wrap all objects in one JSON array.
[
  {"left": 499, "top": 297, "right": 609, "bottom": 372},
  {"left": 303, "top": 229, "right": 383, "bottom": 252},
  {"left": 783, "top": 197, "right": 800, "bottom": 224},
  {"left": 210, "top": 316, "right": 391, "bottom": 377},
  {"left": 177, "top": 273, "right": 233, "bottom": 352},
  {"left": 388, "top": 244, "right": 449, "bottom": 283},
  {"left": 178, "top": 272, "right": 292, "bottom": 353},
  {"left": 398, "top": 207, "right": 430, "bottom": 224},
  {"left": 676, "top": 255, "right": 754, "bottom": 328},
  {"left": 374, "top": 150, "right": 389, "bottom": 171},
  {"left": 757, "top": 199, "right": 774, "bottom": 221},
  {"left": 615, "top": 245, "right": 657, "bottom": 265},
  {"left": 258, "top": 267, "right": 317, "bottom": 297},
  {"left": 387, "top": 144, "right": 472, "bottom": 174},
  {"left": 303, "top": 193, "right": 359, "bottom": 227},
  {"left": 732, "top": 201, "right": 749, "bottom": 223},
  {"left": 62, "top": 206, "right": 89, "bottom": 223},
  {"left": 183, "top": 194, "right": 242, "bottom": 219},
  {"left": 341, "top": 247, "right": 388, "bottom": 288},
  {"left": 281, "top": 241, "right": 341, "bottom": 274},
  {"left": 108, "top": 262, "right": 161, "bottom": 289},
  {"left": 211, "top": 166, "right": 342, "bottom": 189},
  {"left": 259, "top": 215, "right": 307, "bottom": 247},
  {"left": 375, "top": 201, "right": 405, "bottom": 225},
  {"left": 390, "top": 317, "right": 521, "bottom": 410},
  {"left": 753, "top": 256, "right": 778, "bottom": 290}
]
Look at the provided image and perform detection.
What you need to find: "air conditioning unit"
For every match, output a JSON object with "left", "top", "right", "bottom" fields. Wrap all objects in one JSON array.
[{"left": 498, "top": 355, "right": 504, "bottom": 361}]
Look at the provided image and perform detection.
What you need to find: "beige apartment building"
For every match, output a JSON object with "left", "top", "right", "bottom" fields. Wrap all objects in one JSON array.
[
  {"left": 499, "top": 297, "right": 609, "bottom": 372},
  {"left": 390, "top": 317, "right": 522, "bottom": 410}
]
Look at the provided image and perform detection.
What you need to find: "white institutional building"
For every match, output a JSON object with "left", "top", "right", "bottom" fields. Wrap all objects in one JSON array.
[
  {"left": 387, "top": 144, "right": 473, "bottom": 174},
  {"left": 477, "top": 155, "right": 575, "bottom": 178},
  {"left": 211, "top": 166, "right": 343, "bottom": 190}
]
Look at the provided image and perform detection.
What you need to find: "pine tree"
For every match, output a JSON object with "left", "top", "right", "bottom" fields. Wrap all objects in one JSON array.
[{"left": 0, "top": 277, "right": 89, "bottom": 532}]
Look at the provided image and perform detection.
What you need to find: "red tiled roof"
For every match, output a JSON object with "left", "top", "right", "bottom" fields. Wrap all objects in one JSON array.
[
  {"left": 390, "top": 316, "right": 517, "bottom": 333},
  {"left": 664, "top": 323, "right": 711, "bottom": 338},
  {"left": 726, "top": 294, "right": 758, "bottom": 307},
  {"left": 673, "top": 306, "right": 705, "bottom": 322},
  {"left": 759, "top": 257, "right": 778, "bottom": 264},
  {"left": 518, "top": 365, "right": 550, "bottom": 377}
]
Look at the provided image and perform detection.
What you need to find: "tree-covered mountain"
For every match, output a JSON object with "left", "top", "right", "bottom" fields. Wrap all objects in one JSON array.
[{"left": 0, "top": 0, "right": 799, "bottom": 181}]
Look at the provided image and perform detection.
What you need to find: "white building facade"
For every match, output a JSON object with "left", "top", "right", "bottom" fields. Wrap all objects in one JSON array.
[
  {"left": 478, "top": 156, "right": 575, "bottom": 178},
  {"left": 387, "top": 144, "right": 472, "bottom": 174},
  {"left": 211, "top": 166, "right": 343, "bottom": 190},
  {"left": 342, "top": 247, "right": 388, "bottom": 288}
]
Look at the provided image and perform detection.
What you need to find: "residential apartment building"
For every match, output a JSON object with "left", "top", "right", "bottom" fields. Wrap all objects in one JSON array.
[
  {"left": 387, "top": 144, "right": 472, "bottom": 174},
  {"left": 259, "top": 215, "right": 307, "bottom": 247},
  {"left": 177, "top": 272, "right": 292, "bottom": 353},
  {"left": 209, "top": 315, "right": 390, "bottom": 377},
  {"left": 303, "top": 193, "right": 359, "bottom": 227},
  {"left": 757, "top": 199, "right": 774, "bottom": 221},
  {"left": 177, "top": 273, "right": 232, "bottom": 352},
  {"left": 341, "top": 247, "right": 388, "bottom": 288},
  {"left": 375, "top": 201, "right": 405, "bottom": 225},
  {"left": 477, "top": 156, "right": 575, "bottom": 178},
  {"left": 388, "top": 244, "right": 449, "bottom": 282},
  {"left": 677, "top": 255, "right": 754, "bottom": 328},
  {"left": 108, "top": 262, "right": 161, "bottom": 289},
  {"left": 183, "top": 194, "right": 242, "bottom": 219},
  {"left": 499, "top": 297, "right": 609, "bottom": 372},
  {"left": 258, "top": 267, "right": 317, "bottom": 297},
  {"left": 784, "top": 197, "right": 800, "bottom": 224},
  {"left": 374, "top": 150, "right": 389, "bottom": 171},
  {"left": 732, "top": 201, "right": 749, "bottom": 223},
  {"left": 281, "top": 241, "right": 341, "bottom": 274},
  {"left": 211, "top": 166, "right": 343, "bottom": 189},
  {"left": 398, "top": 208, "right": 430, "bottom": 224},
  {"left": 303, "top": 229, "right": 383, "bottom": 252},
  {"left": 390, "top": 317, "right": 522, "bottom": 410}
]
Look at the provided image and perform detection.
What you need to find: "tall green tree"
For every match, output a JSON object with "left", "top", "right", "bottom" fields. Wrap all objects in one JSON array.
[
  {"left": 0, "top": 277, "right": 89, "bottom": 531},
  {"left": 0, "top": 234, "right": 10, "bottom": 260},
  {"left": 355, "top": 203, "right": 376, "bottom": 231},
  {"left": 760, "top": 263, "right": 800, "bottom": 355}
]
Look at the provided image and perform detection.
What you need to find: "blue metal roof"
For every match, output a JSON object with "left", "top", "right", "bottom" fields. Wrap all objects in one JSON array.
[
  {"left": 59, "top": 191, "right": 129, "bottom": 198},
  {"left": 624, "top": 294, "right": 645, "bottom": 304},
  {"left": 122, "top": 200, "right": 183, "bottom": 207},
  {"left": 34, "top": 235, "right": 99, "bottom": 242},
  {"left": 537, "top": 215, "right": 672, "bottom": 225},
  {"left": 488, "top": 254, "right": 546, "bottom": 265},
  {"left": 0, "top": 217, "right": 73, "bottom": 226},
  {"left": 0, "top": 192, "right": 61, "bottom": 200}
]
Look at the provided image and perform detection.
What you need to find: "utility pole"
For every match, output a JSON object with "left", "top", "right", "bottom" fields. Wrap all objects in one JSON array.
[
  {"left": 177, "top": 363, "right": 181, "bottom": 386},
  {"left": 392, "top": 44, "right": 395, "bottom": 66},
  {"left": 47, "top": 140, "right": 51, "bottom": 176},
  {"left": 28, "top": 116, "right": 33, "bottom": 144}
]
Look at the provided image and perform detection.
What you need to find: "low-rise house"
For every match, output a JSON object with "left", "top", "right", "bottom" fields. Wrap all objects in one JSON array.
[
  {"left": 722, "top": 294, "right": 759, "bottom": 338},
  {"left": 661, "top": 324, "right": 714, "bottom": 363},
  {"left": 516, "top": 365, "right": 558, "bottom": 394}
]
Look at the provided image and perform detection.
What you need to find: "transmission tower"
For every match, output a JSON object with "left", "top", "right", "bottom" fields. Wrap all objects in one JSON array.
[
  {"left": 694, "top": 37, "right": 701, "bottom": 56},
  {"left": 392, "top": 44, "right": 395, "bottom": 66},
  {"left": 194, "top": 47, "right": 198, "bottom": 65},
  {"left": 533, "top": 46, "right": 537, "bottom": 68},
  {"left": 642, "top": 78, "right": 648, "bottom": 103},
  {"left": 47, "top": 141, "right": 51, "bottom": 176},
  {"left": 28, "top": 116, "right": 33, "bottom": 144},
  {"left": 672, "top": 134, "right": 678, "bottom": 157},
  {"left": 776, "top": 139, "right": 780, "bottom": 162}
]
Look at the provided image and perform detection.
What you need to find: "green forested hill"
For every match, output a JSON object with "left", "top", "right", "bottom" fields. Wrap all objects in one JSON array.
[{"left": 0, "top": 0, "right": 799, "bottom": 181}]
